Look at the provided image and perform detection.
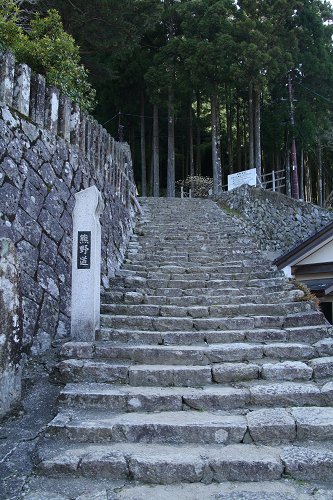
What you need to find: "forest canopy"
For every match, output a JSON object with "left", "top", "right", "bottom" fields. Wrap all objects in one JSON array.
[{"left": 1, "top": 0, "right": 333, "bottom": 203}]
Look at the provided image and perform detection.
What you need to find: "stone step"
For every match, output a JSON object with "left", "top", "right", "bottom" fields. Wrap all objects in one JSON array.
[
  {"left": 141, "top": 284, "right": 290, "bottom": 298},
  {"left": 57, "top": 355, "right": 331, "bottom": 386},
  {"left": 102, "top": 290, "right": 301, "bottom": 307},
  {"left": 46, "top": 406, "right": 333, "bottom": 445},
  {"left": 58, "top": 382, "right": 333, "bottom": 411},
  {"left": 60, "top": 341, "right": 320, "bottom": 365},
  {"left": 100, "top": 308, "right": 323, "bottom": 332},
  {"left": 97, "top": 324, "right": 328, "bottom": 345},
  {"left": 100, "top": 298, "right": 308, "bottom": 318},
  {"left": 134, "top": 263, "right": 279, "bottom": 274},
  {"left": 36, "top": 441, "right": 333, "bottom": 483},
  {"left": 46, "top": 409, "right": 248, "bottom": 445},
  {"left": 101, "top": 284, "right": 292, "bottom": 304},
  {"left": 35, "top": 197, "right": 333, "bottom": 495},
  {"left": 68, "top": 481, "right": 333, "bottom": 500}
]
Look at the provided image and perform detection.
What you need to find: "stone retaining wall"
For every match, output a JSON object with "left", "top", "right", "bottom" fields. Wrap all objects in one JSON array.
[
  {"left": 0, "top": 50, "right": 136, "bottom": 355},
  {"left": 214, "top": 185, "right": 333, "bottom": 255}
]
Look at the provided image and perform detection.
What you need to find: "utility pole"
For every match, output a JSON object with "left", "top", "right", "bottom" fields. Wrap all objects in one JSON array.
[{"left": 288, "top": 75, "right": 299, "bottom": 199}]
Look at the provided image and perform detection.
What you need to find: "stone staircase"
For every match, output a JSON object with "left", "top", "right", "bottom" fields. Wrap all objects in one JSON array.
[{"left": 28, "top": 198, "right": 333, "bottom": 500}]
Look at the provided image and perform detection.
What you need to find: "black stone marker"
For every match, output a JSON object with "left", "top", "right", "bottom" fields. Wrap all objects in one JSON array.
[{"left": 77, "top": 231, "right": 91, "bottom": 269}]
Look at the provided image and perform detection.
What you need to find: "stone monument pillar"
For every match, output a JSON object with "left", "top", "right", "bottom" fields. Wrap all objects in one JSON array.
[
  {"left": 0, "top": 238, "right": 23, "bottom": 418},
  {"left": 71, "top": 186, "right": 103, "bottom": 341}
]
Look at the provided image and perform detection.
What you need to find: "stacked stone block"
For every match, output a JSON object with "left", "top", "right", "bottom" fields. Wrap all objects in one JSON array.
[
  {"left": 0, "top": 50, "right": 136, "bottom": 353},
  {"left": 214, "top": 184, "right": 333, "bottom": 254},
  {"left": 0, "top": 50, "right": 135, "bottom": 204}
]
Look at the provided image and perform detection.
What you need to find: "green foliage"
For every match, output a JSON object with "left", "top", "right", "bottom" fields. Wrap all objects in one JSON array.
[
  {"left": 0, "top": 2, "right": 96, "bottom": 111},
  {"left": 176, "top": 175, "right": 214, "bottom": 198},
  {"left": 0, "top": 0, "right": 21, "bottom": 49}
]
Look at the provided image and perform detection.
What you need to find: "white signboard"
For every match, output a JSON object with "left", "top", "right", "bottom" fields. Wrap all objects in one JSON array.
[{"left": 228, "top": 168, "right": 257, "bottom": 191}]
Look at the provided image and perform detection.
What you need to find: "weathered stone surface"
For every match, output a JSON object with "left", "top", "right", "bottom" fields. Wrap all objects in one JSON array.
[
  {"left": 13, "top": 62, "right": 31, "bottom": 115},
  {"left": 281, "top": 446, "right": 333, "bottom": 481},
  {"left": 79, "top": 447, "right": 128, "bottom": 479},
  {"left": 31, "top": 329, "right": 52, "bottom": 355},
  {"left": 183, "top": 387, "right": 250, "bottom": 411},
  {"left": 250, "top": 383, "right": 322, "bottom": 407},
  {"left": 0, "top": 63, "right": 134, "bottom": 358},
  {"left": 24, "top": 493, "right": 69, "bottom": 500},
  {"left": 262, "top": 343, "right": 315, "bottom": 360},
  {"left": 247, "top": 408, "right": 296, "bottom": 443},
  {"left": 314, "top": 338, "right": 333, "bottom": 356},
  {"left": 214, "top": 183, "right": 333, "bottom": 254},
  {"left": 310, "top": 357, "right": 333, "bottom": 378},
  {"left": 29, "top": 73, "right": 46, "bottom": 126},
  {"left": 207, "top": 344, "right": 263, "bottom": 363},
  {"left": 292, "top": 407, "right": 333, "bottom": 440},
  {"left": 0, "top": 238, "right": 23, "bottom": 418},
  {"left": 212, "top": 363, "right": 259, "bottom": 383},
  {"left": 128, "top": 445, "right": 204, "bottom": 484},
  {"left": 261, "top": 361, "right": 313, "bottom": 381},
  {"left": 15, "top": 208, "right": 42, "bottom": 247},
  {"left": 209, "top": 445, "right": 283, "bottom": 482},
  {"left": 20, "top": 180, "right": 44, "bottom": 219},
  {"left": 0, "top": 182, "right": 20, "bottom": 215}
]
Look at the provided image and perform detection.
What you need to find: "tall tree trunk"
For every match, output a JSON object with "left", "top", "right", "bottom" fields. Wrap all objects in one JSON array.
[
  {"left": 148, "top": 126, "right": 152, "bottom": 196},
  {"left": 307, "top": 152, "right": 312, "bottom": 202},
  {"left": 167, "top": 81, "right": 175, "bottom": 197},
  {"left": 243, "top": 103, "right": 247, "bottom": 170},
  {"left": 300, "top": 147, "right": 304, "bottom": 200},
  {"left": 254, "top": 88, "right": 261, "bottom": 179},
  {"left": 286, "top": 149, "right": 291, "bottom": 197},
  {"left": 216, "top": 95, "right": 222, "bottom": 190},
  {"left": 189, "top": 100, "right": 194, "bottom": 177},
  {"left": 153, "top": 104, "right": 159, "bottom": 197},
  {"left": 167, "top": 12, "right": 175, "bottom": 198},
  {"left": 237, "top": 100, "right": 242, "bottom": 172},
  {"left": 226, "top": 87, "right": 233, "bottom": 176},
  {"left": 140, "top": 88, "right": 146, "bottom": 197},
  {"left": 318, "top": 135, "right": 323, "bottom": 207},
  {"left": 304, "top": 151, "right": 309, "bottom": 201},
  {"left": 211, "top": 93, "right": 222, "bottom": 193},
  {"left": 150, "top": 153, "right": 153, "bottom": 197},
  {"left": 196, "top": 91, "right": 201, "bottom": 176},
  {"left": 248, "top": 81, "right": 254, "bottom": 171}
]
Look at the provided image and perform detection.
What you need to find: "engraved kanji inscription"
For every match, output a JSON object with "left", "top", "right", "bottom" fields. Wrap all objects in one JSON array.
[{"left": 77, "top": 231, "right": 91, "bottom": 269}]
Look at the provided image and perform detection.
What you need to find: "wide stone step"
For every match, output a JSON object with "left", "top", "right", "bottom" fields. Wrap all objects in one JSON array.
[
  {"left": 57, "top": 358, "right": 326, "bottom": 386},
  {"left": 46, "top": 406, "right": 333, "bottom": 446},
  {"left": 97, "top": 324, "right": 328, "bottom": 345},
  {"left": 46, "top": 409, "right": 247, "bottom": 445},
  {"left": 36, "top": 441, "right": 333, "bottom": 483},
  {"left": 100, "top": 308, "right": 323, "bottom": 332},
  {"left": 100, "top": 299, "right": 310, "bottom": 318},
  {"left": 101, "top": 290, "right": 301, "bottom": 308},
  {"left": 101, "top": 284, "right": 293, "bottom": 305},
  {"left": 61, "top": 341, "right": 320, "bottom": 363},
  {"left": 58, "top": 382, "right": 333, "bottom": 411},
  {"left": 142, "top": 284, "right": 290, "bottom": 298},
  {"left": 72, "top": 481, "right": 332, "bottom": 500},
  {"left": 137, "top": 263, "right": 280, "bottom": 275}
]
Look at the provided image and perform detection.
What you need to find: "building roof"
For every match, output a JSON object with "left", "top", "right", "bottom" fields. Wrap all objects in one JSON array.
[
  {"left": 274, "top": 221, "right": 333, "bottom": 269},
  {"left": 300, "top": 278, "right": 333, "bottom": 295}
]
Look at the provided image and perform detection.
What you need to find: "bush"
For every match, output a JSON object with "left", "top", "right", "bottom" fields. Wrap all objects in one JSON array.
[
  {"left": 0, "top": 2, "right": 96, "bottom": 112},
  {"left": 176, "top": 175, "right": 214, "bottom": 198}
]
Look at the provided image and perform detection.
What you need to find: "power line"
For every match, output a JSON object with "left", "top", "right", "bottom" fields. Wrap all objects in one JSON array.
[{"left": 295, "top": 82, "right": 333, "bottom": 104}]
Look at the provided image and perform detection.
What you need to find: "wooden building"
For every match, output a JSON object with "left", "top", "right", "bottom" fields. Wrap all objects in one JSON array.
[{"left": 274, "top": 222, "right": 333, "bottom": 324}]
